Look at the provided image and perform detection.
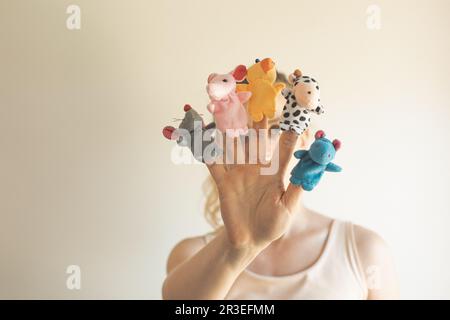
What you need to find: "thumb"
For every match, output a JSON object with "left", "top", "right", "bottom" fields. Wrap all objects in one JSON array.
[{"left": 283, "top": 183, "right": 303, "bottom": 212}]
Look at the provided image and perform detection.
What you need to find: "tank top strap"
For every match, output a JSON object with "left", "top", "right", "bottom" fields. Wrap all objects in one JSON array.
[
  {"left": 315, "top": 220, "right": 352, "bottom": 259},
  {"left": 309, "top": 219, "right": 341, "bottom": 270},
  {"left": 343, "top": 221, "right": 368, "bottom": 295},
  {"left": 311, "top": 220, "right": 367, "bottom": 295}
]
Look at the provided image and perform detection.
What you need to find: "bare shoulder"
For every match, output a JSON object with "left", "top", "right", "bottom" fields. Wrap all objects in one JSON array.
[
  {"left": 353, "top": 224, "right": 391, "bottom": 264},
  {"left": 352, "top": 224, "right": 399, "bottom": 299},
  {"left": 166, "top": 235, "right": 208, "bottom": 274}
]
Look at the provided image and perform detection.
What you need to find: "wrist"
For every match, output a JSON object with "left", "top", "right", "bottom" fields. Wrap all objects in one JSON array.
[{"left": 218, "top": 231, "right": 268, "bottom": 270}]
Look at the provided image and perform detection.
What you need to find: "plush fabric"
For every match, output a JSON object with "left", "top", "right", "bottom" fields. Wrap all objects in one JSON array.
[
  {"left": 206, "top": 65, "right": 252, "bottom": 137},
  {"left": 162, "top": 104, "right": 218, "bottom": 163},
  {"left": 280, "top": 69, "right": 324, "bottom": 135},
  {"left": 290, "top": 130, "right": 342, "bottom": 191},
  {"left": 236, "top": 58, "right": 285, "bottom": 122}
]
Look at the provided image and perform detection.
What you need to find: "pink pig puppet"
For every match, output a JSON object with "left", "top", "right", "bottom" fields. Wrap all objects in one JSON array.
[{"left": 206, "top": 65, "right": 252, "bottom": 138}]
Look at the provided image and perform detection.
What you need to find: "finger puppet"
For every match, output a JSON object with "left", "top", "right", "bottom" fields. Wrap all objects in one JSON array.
[
  {"left": 280, "top": 69, "right": 324, "bottom": 135},
  {"left": 162, "top": 104, "right": 218, "bottom": 163},
  {"left": 290, "top": 130, "right": 342, "bottom": 191},
  {"left": 206, "top": 65, "right": 252, "bottom": 137},
  {"left": 236, "top": 58, "right": 285, "bottom": 122}
]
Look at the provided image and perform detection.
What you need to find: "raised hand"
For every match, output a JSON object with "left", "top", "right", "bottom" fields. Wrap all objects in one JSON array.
[{"left": 206, "top": 117, "right": 303, "bottom": 250}]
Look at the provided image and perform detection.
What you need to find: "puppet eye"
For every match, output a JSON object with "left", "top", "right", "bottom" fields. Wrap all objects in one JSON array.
[
  {"left": 223, "top": 79, "right": 228, "bottom": 82},
  {"left": 255, "top": 58, "right": 260, "bottom": 63}
]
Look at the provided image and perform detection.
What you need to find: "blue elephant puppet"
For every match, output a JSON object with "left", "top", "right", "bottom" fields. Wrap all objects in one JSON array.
[{"left": 290, "top": 130, "right": 342, "bottom": 191}]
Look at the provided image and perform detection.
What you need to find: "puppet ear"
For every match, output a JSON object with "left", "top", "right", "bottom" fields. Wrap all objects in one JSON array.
[
  {"left": 288, "top": 69, "right": 302, "bottom": 84},
  {"left": 293, "top": 69, "right": 302, "bottom": 77},
  {"left": 332, "top": 139, "right": 341, "bottom": 151},
  {"left": 231, "top": 65, "right": 247, "bottom": 82},
  {"left": 207, "top": 73, "right": 218, "bottom": 83},
  {"left": 162, "top": 126, "right": 177, "bottom": 140},
  {"left": 315, "top": 130, "right": 325, "bottom": 140}
]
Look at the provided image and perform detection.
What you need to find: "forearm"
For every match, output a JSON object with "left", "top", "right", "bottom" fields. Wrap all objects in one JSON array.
[{"left": 162, "top": 230, "right": 264, "bottom": 300}]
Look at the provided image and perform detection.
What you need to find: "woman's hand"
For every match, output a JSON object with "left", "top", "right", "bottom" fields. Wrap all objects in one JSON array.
[
  {"left": 162, "top": 118, "right": 303, "bottom": 299},
  {"left": 206, "top": 118, "right": 303, "bottom": 251}
]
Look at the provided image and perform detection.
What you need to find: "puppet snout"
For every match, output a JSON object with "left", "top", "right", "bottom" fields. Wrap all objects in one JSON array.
[
  {"left": 206, "top": 75, "right": 234, "bottom": 100},
  {"left": 295, "top": 83, "right": 319, "bottom": 108},
  {"left": 260, "top": 58, "right": 274, "bottom": 73}
]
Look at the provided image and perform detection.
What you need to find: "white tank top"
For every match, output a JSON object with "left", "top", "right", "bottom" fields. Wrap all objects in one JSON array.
[{"left": 203, "top": 220, "right": 368, "bottom": 299}]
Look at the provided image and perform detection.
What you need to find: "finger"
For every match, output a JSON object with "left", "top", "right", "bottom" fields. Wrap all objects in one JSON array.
[
  {"left": 223, "top": 135, "right": 236, "bottom": 169},
  {"left": 274, "top": 130, "right": 299, "bottom": 177},
  {"left": 252, "top": 116, "right": 268, "bottom": 164},
  {"left": 244, "top": 135, "right": 250, "bottom": 164},
  {"left": 221, "top": 133, "right": 246, "bottom": 170},
  {"left": 252, "top": 115, "right": 268, "bottom": 131},
  {"left": 208, "top": 130, "right": 229, "bottom": 172},
  {"left": 246, "top": 129, "right": 258, "bottom": 164},
  {"left": 211, "top": 129, "right": 229, "bottom": 171},
  {"left": 283, "top": 182, "right": 303, "bottom": 212},
  {"left": 235, "top": 135, "right": 246, "bottom": 166},
  {"left": 227, "top": 133, "right": 246, "bottom": 168}
]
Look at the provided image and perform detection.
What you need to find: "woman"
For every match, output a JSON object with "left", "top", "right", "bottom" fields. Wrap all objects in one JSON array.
[{"left": 162, "top": 75, "right": 399, "bottom": 300}]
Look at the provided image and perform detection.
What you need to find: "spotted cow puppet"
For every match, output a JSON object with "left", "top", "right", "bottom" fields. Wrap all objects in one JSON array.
[{"left": 280, "top": 69, "right": 324, "bottom": 135}]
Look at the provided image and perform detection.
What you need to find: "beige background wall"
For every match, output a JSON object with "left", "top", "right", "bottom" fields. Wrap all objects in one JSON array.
[{"left": 1, "top": 0, "right": 449, "bottom": 299}]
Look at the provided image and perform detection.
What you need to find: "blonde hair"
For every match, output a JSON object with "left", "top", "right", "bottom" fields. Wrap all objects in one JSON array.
[{"left": 202, "top": 72, "right": 291, "bottom": 229}]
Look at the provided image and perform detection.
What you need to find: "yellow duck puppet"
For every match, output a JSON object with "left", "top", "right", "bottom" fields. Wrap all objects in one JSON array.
[{"left": 236, "top": 58, "right": 285, "bottom": 122}]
